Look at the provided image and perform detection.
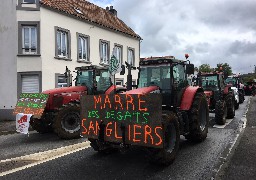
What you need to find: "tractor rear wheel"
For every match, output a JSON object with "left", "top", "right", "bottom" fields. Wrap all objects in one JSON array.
[
  {"left": 30, "top": 116, "right": 53, "bottom": 134},
  {"left": 226, "top": 93, "right": 235, "bottom": 119},
  {"left": 148, "top": 112, "right": 180, "bottom": 165},
  {"left": 53, "top": 103, "right": 81, "bottom": 139},
  {"left": 235, "top": 100, "right": 239, "bottom": 110},
  {"left": 185, "top": 92, "right": 209, "bottom": 142},
  {"left": 239, "top": 93, "right": 245, "bottom": 104},
  {"left": 215, "top": 100, "right": 227, "bottom": 125}
]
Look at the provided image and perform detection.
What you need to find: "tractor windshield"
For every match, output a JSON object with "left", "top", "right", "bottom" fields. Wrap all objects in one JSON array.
[
  {"left": 201, "top": 75, "right": 218, "bottom": 90},
  {"left": 225, "top": 77, "right": 237, "bottom": 86},
  {"left": 95, "top": 70, "right": 112, "bottom": 93},
  {"left": 138, "top": 65, "right": 171, "bottom": 90},
  {"left": 76, "top": 70, "right": 94, "bottom": 90},
  {"left": 76, "top": 69, "right": 112, "bottom": 94}
]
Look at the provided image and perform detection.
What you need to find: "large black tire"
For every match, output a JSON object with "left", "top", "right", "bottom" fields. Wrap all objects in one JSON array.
[
  {"left": 215, "top": 100, "right": 227, "bottom": 125},
  {"left": 89, "top": 139, "right": 118, "bottom": 154},
  {"left": 53, "top": 103, "right": 81, "bottom": 139},
  {"left": 185, "top": 92, "right": 209, "bottom": 142},
  {"left": 239, "top": 93, "right": 244, "bottom": 104},
  {"left": 148, "top": 112, "right": 180, "bottom": 165},
  {"left": 225, "top": 93, "right": 235, "bottom": 119},
  {"left": 30, "top": 116, "right": 53, "bottom": 134},
  {"left": 235, "top": 100, "right": 239, "bottom": 110}
]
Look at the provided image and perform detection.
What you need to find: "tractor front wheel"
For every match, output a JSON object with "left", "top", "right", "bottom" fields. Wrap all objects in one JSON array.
[
  {"left": 215, "top": 100, "right": 227, "bottom": 125},
  {"left": 239, "top": 93, "right": 245, "bottom": 104},
  {"left": 30, "top": 116, "right": 53, "bottom": 134},
  {"left": 185, "top": 92, "right": 209, "bottom": 142},
  {"left": 53, "top": 103, "right": 81, "bottom": 139},
  {"left": 226, "top": 93, "right": 235, "bottom": 119},
  {"left": 148, "top": 112, "right": 180, "bottom": 165},
  {"left": 235, "top": 100, "right": 239, "bottom": 110}
]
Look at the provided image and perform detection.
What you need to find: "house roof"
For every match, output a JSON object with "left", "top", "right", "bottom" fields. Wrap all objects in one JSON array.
[{"left": 40, "top": 0, "right": 141, "bottom": 40}]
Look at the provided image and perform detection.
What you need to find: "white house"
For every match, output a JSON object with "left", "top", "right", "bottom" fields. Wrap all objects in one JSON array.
[{"left": 0, "top": 0, "right": 141, "bottom": 120}]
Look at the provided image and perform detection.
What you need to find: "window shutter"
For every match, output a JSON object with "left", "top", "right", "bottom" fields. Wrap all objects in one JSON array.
[{"left": 21, "top": 75, "right": 39, "bottom": 93}]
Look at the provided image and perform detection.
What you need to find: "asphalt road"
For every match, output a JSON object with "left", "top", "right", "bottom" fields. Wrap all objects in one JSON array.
[{"left": 0, "top": 96, "right": 250, "bottom": 180}]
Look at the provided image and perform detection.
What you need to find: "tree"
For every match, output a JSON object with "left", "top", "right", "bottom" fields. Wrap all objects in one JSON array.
[
  {"left": 215, "top": 63, "right": 232, "bottom": 75},
  {"left": 199, "top": 64, "right": 212, "bottom": 73}
]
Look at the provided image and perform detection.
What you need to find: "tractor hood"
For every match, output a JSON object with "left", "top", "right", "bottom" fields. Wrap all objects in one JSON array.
[
  {"left": 42, "top": 86, "right": 87, "bottom": 110},
  {"left": 122, "top": 86, "right": 160, "bottom": 94},
  {"left": 42, "top": 86, "right": 87, "bottom": 95}
]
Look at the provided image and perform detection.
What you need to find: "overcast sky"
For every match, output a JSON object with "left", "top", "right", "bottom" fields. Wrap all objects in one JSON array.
[{"left": 91, "top": 0, "right": 256, "bottom": 74}]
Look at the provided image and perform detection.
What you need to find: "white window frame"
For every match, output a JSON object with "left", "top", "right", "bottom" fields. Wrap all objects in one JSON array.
[
  {"left": 114, "top": 44, "right": 123, "bottom": 65},
  {"left": 100, "top": 40, "right": 109, "bottom": 64},
  {"left": 22, "top": 26, "right": 37, "bottom": 54},
  {"left": 78, "top": 35, "right": 89, "bottom": 62},
  {"left": 57, "top": 30, "right": 68, "bottom": 58},
  {"left": 128, "top": 47, "right": 135, "bottom": 66}
]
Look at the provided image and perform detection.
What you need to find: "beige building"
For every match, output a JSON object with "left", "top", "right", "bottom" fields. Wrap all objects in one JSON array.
[{"left": 0, "top": 0, "right": 141, "bottom": 120}]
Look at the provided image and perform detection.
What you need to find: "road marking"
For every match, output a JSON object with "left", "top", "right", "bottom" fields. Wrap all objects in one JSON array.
[
  {"left": 0, "top": 141, "right": 91, "bottom": 177},
  {"left": 213, "top": 119, "right": 233, "bottom": 128},
  {"left": 213, "top": 96, "right": 251, "bottom": 178}
]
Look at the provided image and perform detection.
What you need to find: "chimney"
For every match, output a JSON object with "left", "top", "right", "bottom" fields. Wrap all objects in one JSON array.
[{"left": 108, "top": 6, "right": 117, "bottom": 16}]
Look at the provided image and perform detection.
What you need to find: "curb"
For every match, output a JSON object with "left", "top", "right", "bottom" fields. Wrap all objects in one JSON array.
[{"left": 212, "top": 96, "right": 251, "bottom": 179}]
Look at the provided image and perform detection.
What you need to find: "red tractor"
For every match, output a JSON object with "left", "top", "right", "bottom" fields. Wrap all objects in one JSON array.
[
  {"left": 82, "top": 56, "right": 209, "bottom": 165},
  {"left": 197, "top": 72, "right": 235, "bottom": 125},
  {"left": 225, "top": 75, "right": 245, "bottom": 103},
  {"left": 30, "top": 65, "right": 126, "bottom": 139}
]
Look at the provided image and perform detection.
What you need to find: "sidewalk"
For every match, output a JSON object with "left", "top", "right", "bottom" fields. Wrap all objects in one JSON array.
[
  {"left": 0, "top": 120, "right": 16, "bottom": 135},
  {"left": 217, "top": 96, "right": 256, "bottom": 180}
]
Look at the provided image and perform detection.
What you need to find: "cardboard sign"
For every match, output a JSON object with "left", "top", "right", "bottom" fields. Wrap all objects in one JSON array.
[
  {"left": 80, "top": 94, "right": 163, "bottom": 148},
  {"left": 16, "top": 113, "right": 32, "bottom": 134},
  {"left": 13, "top": 93, "right": 49, "bottom": 119}
]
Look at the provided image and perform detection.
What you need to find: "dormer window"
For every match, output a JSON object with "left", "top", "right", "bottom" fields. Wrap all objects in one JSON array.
[{"left": 74, "top": 7, "right": 83, "bottom": 14}]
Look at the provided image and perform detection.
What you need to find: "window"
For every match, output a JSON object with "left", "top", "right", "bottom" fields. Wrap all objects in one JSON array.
[
  {"left": 114, "top": 44, "right": 123, "bottom": 65},
  {"left": 77, "top": 33, "right": 90, "bottom": 62},
  {"left": 55, "top": 27, "right": 71, "bottom": 59},
  {"left": 17, "top": 72, "right": 42, "bottom": 96},
  {"left": 173, "top": 64, "right": 186, "bottom": 90},
  {"left": 99, "top": 40, "right": 110, "bottom": 64},
  {"left": 58, "top": 76, "right": 68, "bottom": 88},
  {"left": 23, "top": 0, "right": 35, "bottom": 3},
  {"left": 132, "top": 80, "right": 136, "bottom": 89},
  {"left": 17, "top": 0, "right": 39, "bottom": 10},
  {"left": 18, "top": 21, "right": 40, "bottom": 55},
  {"left": 128, "top": 47, "right": 135, "bottom": 66},
  {"left": 22, "top": 26, "right": 37, "bottom": 54},
  {"left": 57, "top": 31, "right": 67, "bottom": 57},
  {"left": 115, "top": 79, "right": 124, "bottom": 86}
]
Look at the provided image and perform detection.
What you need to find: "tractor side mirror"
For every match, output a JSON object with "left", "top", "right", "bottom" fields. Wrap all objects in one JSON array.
[
  {"left": 186, "top": 64, "right": 194, "bottom": 74},
  {"left": 120, "top": 65, "right": 125, "bottom": 75}
]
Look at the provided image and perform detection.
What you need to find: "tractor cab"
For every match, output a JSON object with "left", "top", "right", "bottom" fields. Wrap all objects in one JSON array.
[
  {"left": 138, "top": 56, "right": 194, "bottom": 108},
  {"left": 225, "top": 76, "right": 243, "bottom": 89},
  {"left": 199, "top": 73, "right": 225, "bottom": 92},
  {"left": 225, "top": 75, "right": 245, "bottom": 103},
  {"left": 75, "top": 65, "right": 112, "bottom": 95}
]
